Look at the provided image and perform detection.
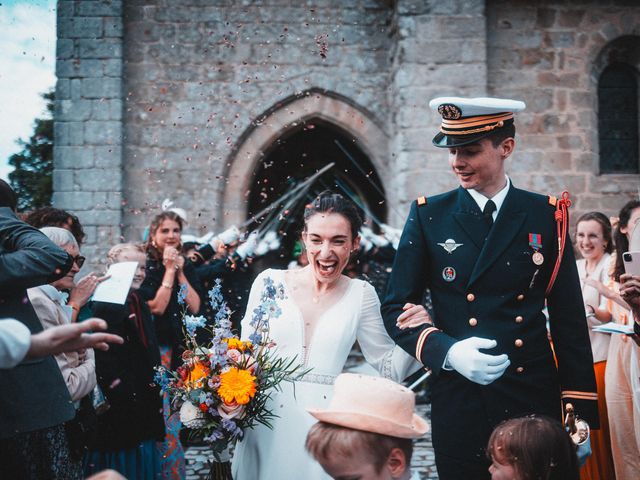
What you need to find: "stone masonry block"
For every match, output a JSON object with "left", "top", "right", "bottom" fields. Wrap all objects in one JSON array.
[
  {"left": 75, "top": 209, "right": 121, "bottom": 227},
  {"left": 57, "top": 59, "right": 104, "bottom": 78},
  {"left": 54, "top": 122, "right": 70, "bottom": 147},
  {"left": 57, "top": 1, "right": 75, "bottom": 18},
  {"left": 55, "top": 146, "right": 95, "bottom": 169},
  {"left": 436, "top": 15, "right": 485, "bottom": 39},
  {"left": 103, "top": 59, "right": 123, "bottom": 77},
  {"left": 56, "top": 99, "right": 92, "bottom": 121},
  {"left": 57, "top": 39, "right": 74, "bottom": 59},
  {"left": 78, "top": 38, "right": 123, "bottom": 59},
  {"left": 81, "top": 77, "right": 122, "bottom": 99},
  {"left": 94, "top": 145, "right": 123, "bottom": 168},
  {"left": 56, "top": 78, "right": 71, "bottom": 100},
  {"left": 52, "top": 191, "right": 94, "bottom": 210},
  {"left": 58, "top": 17, "right": 103, "bottom": 38},
  {"left": 53, "top": 169, "right": 75, "bottom": 192},
  {"left": 103, "top": 17, "right": 124, "bottom": 38},
  {"left": 84, "top": 121, "right": 122, "bottom": 145},
  {"left": 80, "top": 168, "right": 122, "bottom": 192},
  {"left": 76, "top": 0, "right": 123, "bottom": 17}
]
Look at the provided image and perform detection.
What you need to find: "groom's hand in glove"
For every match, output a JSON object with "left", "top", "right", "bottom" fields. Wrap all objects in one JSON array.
[{"left": 444, "top": 337, "right": 510, "bottom": 385}]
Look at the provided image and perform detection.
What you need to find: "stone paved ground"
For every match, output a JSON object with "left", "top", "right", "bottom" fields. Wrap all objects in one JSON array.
[{"left": 185, "top": 402, "right": 437, "bottom": 479}]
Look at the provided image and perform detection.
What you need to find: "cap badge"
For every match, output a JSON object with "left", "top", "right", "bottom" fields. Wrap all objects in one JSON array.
[
  {"left": 438, "top": 104, "right": 462, "bottom": 120},
  {"left": 437, "top": 238, "right": 463, "bottom": 254},
  {"left": 442, "top": 266, "right": 456, "bottom": 282}
]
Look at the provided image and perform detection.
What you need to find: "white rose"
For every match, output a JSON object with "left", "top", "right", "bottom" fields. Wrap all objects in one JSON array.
[{"left": 179, "top": 401, "right": 207, "bottom": 428}]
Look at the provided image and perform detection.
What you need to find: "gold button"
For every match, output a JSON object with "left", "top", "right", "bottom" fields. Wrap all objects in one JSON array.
[
  {"left": 515, "top": 339, "right": 523, "bottom": 347},
  {"left": 469, "top": 318, "right": 478, "bottom": 327},
  {"left": 517, "top": 294, "right": 525, "bottom": 301},
  {"left": 466, "top": 293, "right": 475, "bottom": 302},
  {"left": 516, "top": 366, "right": 524, "bottom": 373},
  {"left": 515, "top": 315, "right": 523, "bottom": 323}
]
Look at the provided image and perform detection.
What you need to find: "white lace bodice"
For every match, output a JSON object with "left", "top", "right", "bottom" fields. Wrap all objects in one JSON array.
[{"left": 240, "top": 268, "right": 419, "bottom": 381}]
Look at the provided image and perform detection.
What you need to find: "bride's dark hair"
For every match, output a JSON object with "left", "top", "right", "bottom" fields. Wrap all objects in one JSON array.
[{"left": 303, "top": 190, "right": 363, "bottom": 239}]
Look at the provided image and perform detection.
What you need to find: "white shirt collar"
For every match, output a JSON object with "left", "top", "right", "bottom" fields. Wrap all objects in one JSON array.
[{"left": 467, "top": 176, "right": 510, "bottom": 220}]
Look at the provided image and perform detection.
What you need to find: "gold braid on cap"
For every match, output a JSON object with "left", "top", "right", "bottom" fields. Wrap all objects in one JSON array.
[{"left": 440, "top": 112, "right": 514, "bottom": 136}]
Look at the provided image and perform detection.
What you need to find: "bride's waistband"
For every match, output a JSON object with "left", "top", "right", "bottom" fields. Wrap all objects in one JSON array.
[{"left": 294, "top": 373, "right": 336, "bottom": 385}]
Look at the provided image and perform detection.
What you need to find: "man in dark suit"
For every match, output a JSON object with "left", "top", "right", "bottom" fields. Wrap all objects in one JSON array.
[
  {"left": 382, "top": 98, "right": 598, "bottom": 479},
  {"left": 0, "top": 180, "right": 80, "bottom": 478}
]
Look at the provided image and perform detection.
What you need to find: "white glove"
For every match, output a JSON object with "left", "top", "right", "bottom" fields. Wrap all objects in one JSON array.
[
  {"left": 236, "top": 231, "right": 260, "bottom": 260},
  {"left": 217, "top": 226, "right": 240, "bottom": 246},
  {"left": 445, "top": 337, "right": 510, "bottom": 385}
]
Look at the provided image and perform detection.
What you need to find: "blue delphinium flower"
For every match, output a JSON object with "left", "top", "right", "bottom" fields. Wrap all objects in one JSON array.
[
  {"left": 208, "top": 278, "right": 224, "bottom": 310},
  {"left": 203, "top": 428, "right": 225, "bottom": 442},
  {"left": 247, "top": 277, "right": 286, "bottom": 345},
  {"left": 222, "top": 418, "right": 243, "bottom": 437},
  {"left": 153, "top": 367, "right": 171, "bottom": 392},
  {"left": 184, "top": 315, "right": 207, "bottom": 337},
  {"left": 177, "top": 283, "right": 188, "bottom": 305}
]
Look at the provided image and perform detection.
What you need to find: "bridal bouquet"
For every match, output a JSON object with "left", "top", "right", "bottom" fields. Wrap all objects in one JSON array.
[{"left": 154, "top": 277, "right": 305, "bottom": 477}]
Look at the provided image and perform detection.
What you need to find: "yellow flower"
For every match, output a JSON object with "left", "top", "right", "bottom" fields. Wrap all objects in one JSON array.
[
  {"left": 218, "top": 367, "right": 257, "bottom": 405},
  {"left": 226, "top": 338, "right": 250, "bottom": 352},
  {"left": 185, "top": 360, "right": 210, "bottom": 390}
]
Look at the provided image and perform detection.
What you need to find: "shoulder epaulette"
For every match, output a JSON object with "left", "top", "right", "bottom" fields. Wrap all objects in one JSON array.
[
  {"left": 417, "top": 196, "right": 427, "bottom": 206},
  {"left": 548, "top": 195, "right": 557, "bottom": 207}
]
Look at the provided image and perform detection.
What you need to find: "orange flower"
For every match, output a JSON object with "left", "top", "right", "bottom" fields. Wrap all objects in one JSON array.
[
  {"left": 185, "top": 360, "right": 210, "bottom": 390},
  {"left": 218, "top": 367, "right": 257, "bottom": 405},
  {"left": 226, "top": 338, "right": 248, "bottom": 352}
]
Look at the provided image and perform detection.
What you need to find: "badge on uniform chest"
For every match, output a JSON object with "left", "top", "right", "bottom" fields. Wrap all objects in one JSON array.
[
  {"left": 437, "top": 238, "right": 464, "bottom": 254},
  {"left": 442, "top": 266, "right": 456, "bottom": 282},
  {"left": 528, "top": 233, "right": 544, "bottom": 266}
]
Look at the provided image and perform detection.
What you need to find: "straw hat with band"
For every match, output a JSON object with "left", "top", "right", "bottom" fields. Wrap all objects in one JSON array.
[
  {"left": 429, "top": 97, "right": 526, "bottom": 148},
  {"left": 308, "top": 373, "right": 429, "bottom": 439}
]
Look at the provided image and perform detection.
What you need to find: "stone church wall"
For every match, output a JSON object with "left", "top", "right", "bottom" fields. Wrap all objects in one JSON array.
[{"left": 54, "top": 0, "right": 640, "bottom": 261}]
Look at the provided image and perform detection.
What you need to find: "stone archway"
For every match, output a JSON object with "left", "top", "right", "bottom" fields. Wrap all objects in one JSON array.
[{"left": 221, "top": 91, "right": 389, "bottom": 227}]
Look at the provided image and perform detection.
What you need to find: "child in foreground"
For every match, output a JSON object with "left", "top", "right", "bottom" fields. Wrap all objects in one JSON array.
[
  {"left": 305, "top": 373, "right": 428, "bottom": 480},
  {"left": 486, "top": 415, "right": 579, "bottom": 480}
]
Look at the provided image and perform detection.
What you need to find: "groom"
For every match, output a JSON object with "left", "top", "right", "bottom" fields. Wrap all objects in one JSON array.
[{"left": 381, "top": 97, "right": 598, "bottom": 479}]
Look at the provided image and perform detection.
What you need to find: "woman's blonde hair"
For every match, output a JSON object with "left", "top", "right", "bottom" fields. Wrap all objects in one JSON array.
[{"left": 107, "top": 243, "right": 146, "bottom": 265}]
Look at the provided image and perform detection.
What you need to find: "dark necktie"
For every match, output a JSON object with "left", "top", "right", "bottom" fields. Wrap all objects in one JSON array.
[{"left": 483, "top": 199, "right": 497, "bottom": 227}]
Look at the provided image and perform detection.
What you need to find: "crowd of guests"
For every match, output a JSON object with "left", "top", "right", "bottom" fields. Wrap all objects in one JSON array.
[
  {"left": 572, "top": 201, "right": 640, "bottom": 480},
  {"left": 2, "top": 169, "right": 640, "bottom": 480}
]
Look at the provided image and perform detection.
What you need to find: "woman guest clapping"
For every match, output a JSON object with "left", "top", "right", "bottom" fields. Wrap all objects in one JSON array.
[{"left": 138, "top": 211, "right": 203, "bottom": 480}]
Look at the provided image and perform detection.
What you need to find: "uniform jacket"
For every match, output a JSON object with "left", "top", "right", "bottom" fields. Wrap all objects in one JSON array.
[
  {"left": 0, "top": 207, "right": 75, "bottom": 438},
  {"left": 28, "top": 285, "right": 97, "bottom": 403},
  {"left": 381, "top": 185, "right": 598, "bottom": 460}
]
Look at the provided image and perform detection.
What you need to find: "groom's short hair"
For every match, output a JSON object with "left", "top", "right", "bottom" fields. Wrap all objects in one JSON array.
[{"left": 305, "top": 421, "right": 413, "bottom": 473}]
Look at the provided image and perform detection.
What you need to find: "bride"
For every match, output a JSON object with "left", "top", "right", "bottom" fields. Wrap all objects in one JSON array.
[{"left": 232, "top": 191, "right": 429, "bottom": 479}]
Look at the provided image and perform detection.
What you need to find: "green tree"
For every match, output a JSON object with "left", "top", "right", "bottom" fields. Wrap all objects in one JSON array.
[{"left": 8, "top": 90, "right": 54, "bottom": 211}]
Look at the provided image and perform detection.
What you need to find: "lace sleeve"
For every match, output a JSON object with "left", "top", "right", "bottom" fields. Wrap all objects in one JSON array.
[{"left": 356, "top": 281, "right": 421, "bottom": 381}]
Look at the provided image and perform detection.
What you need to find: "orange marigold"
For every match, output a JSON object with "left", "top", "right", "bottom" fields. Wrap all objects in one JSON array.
[
  {"left": 185, "top": 360, "right": 210, "bottom": 390},
  {"left": 218, "top": 367, "right": 257, "bottom": 405},
  {"left": 226, "top": 338, "right": 248, "bottom": 352}
]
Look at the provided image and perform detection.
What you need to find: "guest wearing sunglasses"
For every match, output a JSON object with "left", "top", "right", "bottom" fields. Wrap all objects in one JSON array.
[{"left": 27, "top": 227, "right": 100, "bottom": 403}]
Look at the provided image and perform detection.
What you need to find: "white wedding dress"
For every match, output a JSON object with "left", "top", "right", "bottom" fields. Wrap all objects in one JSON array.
[{"left": 232, "top": 269, "right": 421, "bottom": 479}]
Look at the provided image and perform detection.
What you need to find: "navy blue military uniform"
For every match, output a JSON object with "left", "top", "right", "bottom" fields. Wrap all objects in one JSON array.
[{"left": 382, "top": 184, "right": 598, "bottom": 477}]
